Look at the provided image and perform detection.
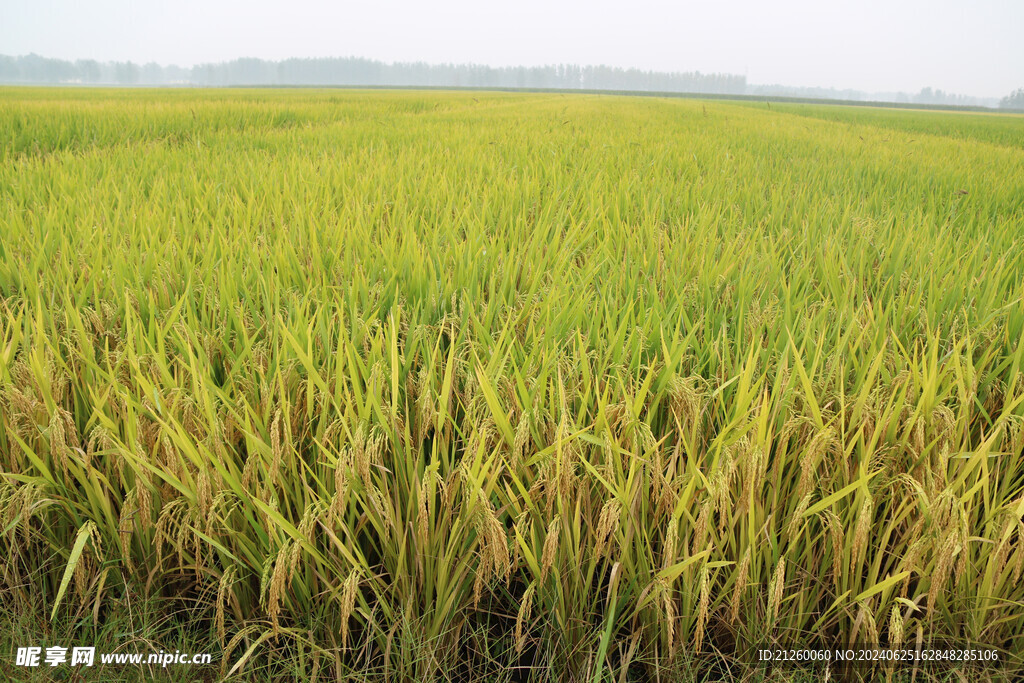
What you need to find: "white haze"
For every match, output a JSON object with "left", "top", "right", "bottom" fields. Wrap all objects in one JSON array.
[{"left": 2, "top": 0, "right": 1022, "bottom": 99}]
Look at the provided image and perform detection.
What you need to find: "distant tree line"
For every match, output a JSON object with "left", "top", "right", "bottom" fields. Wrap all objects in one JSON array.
[
  {"left": 1001, "top": 88, "right": 1024, "bottom": 110},
  {"left": 748, "top": 83, "right": 997, "bottom": 108},
  {"left": 905, "top": 86, "right": 994, "bottom": 107},
  {"left": 0, "top": 54, "right": 190, "bottom": 85},
  {"left": 190, "top": 58, "right": 749, "bottom": 94},
  {"left": 0, "top": 53, "right": 745, "bottom": 94},
  {"left": 0, "top": 53, "right": 1006, "bottom": 108}
]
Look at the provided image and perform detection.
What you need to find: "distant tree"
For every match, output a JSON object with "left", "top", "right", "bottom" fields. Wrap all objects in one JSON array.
[
  {"left": 76, "top": 59, "right": 102, "bottom": 83},
  {"left": 1001, "top": 88, "right": 1024, "bottom": 110},
  {"left": 114, "top": 61, "right": 139, "bottom": 85},
  {"left": 0, "top": 55, "right": 19, "bottom": 81},
  {"left": 141, "top": 62, "right": 164, "bottom": 84},
  {"left": 19, "top": 53, "right": 73, "bottom": 82}
]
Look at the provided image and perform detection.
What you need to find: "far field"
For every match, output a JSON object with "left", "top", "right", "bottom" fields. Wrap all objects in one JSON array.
[{"left": 1, "top": 88, "right": 1023, "bottom": 681}]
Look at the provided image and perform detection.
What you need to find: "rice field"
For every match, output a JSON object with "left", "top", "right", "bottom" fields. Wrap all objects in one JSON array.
[{"left": 1, "top": 87, "right": 1024, "bottom": 681}]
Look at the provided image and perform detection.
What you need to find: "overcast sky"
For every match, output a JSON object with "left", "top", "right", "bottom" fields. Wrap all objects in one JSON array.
[{"left": 2, "top": 0, "right": 1022, "bottom": 98}]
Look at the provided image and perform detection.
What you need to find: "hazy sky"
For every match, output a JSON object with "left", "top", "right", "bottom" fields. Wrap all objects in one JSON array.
[{"left": 2, "top": 0, "right": 1022, "bottom": 98}]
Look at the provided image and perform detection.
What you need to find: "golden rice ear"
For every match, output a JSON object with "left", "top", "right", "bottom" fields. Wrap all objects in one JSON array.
[
  {"left": 514, "top": 581, "right": 536, "bottom": 654},
  {"left": 819, "top": 510, "right": 845, "bottom": 593},
  {"left": 850, "top": 492, "right": 874, "bottom": 573},
  {"left": 860, "top": 602, "right": 879, "bottom": 649},
  {"left": 593, "top": 498, "right": 621, "bottom": 560},
  {"left": 660, "top": 578, "right": 676, "bottom": 655},
  {"left": 48, "top": 407, "right": 76, "bottom": 481},
  {"left": 539, "top": 515, "right": 561, "bottom": 584},
  {"left": 339, "top": 569, "right": 361, "bottom": 650},
  {"left": 267, "top": 408, "right": 284, "bottom": 493},
  {"left": 786, "top": 491, "right": 813, "bottom": 541},
  {"left": 266, "top": 541, "right": 295, "bottom": 636},
  {"left": 691, "top": 499, "right": 710, "bottom": 556},
  {"left": 928, "top": 529, "right": 960, "bottom": 614},
  {"left": 512, "top": 413, "right": 531, "bottom": 465},
  {"left": 196, "top": 469, "right": 212, "bottom": 518},
  {"left": 694, "top": 564, "right": 711, "bottom": 653},
  {"left": 768, "top": 556, "right": 786, "bottom": 626},
  {"left": 730, "top": 547, "right": 751, "bottom": 624},
  {"left": 662, "top": 521, "right": 678, "bottom": 573},
  {"left": 117, "top": 489, "right": 137, "bottom": 570},
  {"left": 215, "top": 565, "right": 238, "bottom": 648},
  {"left": 889, "top": 604, "right": 904, "bottom": 650}
]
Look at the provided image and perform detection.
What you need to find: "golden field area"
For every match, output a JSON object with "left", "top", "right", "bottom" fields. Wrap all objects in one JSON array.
[{"left": 1, "top": 88, "right": 1023, "bottom": 681}]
